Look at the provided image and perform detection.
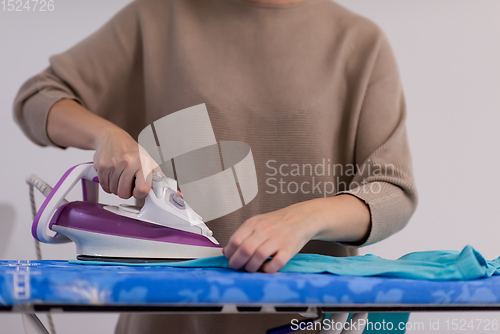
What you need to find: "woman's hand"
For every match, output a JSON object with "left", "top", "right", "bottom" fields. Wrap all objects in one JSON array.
[
  {"left": 47, "top": 99, "right": 160, "bottom": 199},
  {"left": 93, "top": 126, "right": 158, "bottom": 199},
  {"left": 223, "top": 195, "right": 371, "bottom": 274},
  {"left": 223, "top": 201, "right": 318, "bottom": 274}
]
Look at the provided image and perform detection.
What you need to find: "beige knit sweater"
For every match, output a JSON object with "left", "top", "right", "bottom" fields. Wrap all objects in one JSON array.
[{"left": 14, "top": 0, "right": 417, "bottom": 332}]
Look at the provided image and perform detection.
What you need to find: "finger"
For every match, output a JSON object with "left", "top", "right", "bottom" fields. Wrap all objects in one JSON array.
[
  {"left": 244, "top": 240, "right": 280, "bottom": 273},
  {"left": 117, "top": 165, "right": 136, "bottom": 199},
  {"left": 262, "top": 250, "right": 292, "bottom": 274},
  {"left": 94, "top": 156, "right": 110, "bottom": 193},
  {"left": 142, "top": 160, "right": 158, "bottom": 189},
  {"left": 138, "top": 144, "right": 161, "bottom": 181},
  {"left": 152, "top": 162, "right": 162, "bottom": 174},
  {"left": 109, "top": 165, "right": 124, "bottom": 195},
  {"left": 96, "top": 166, "right": 112, "bottom": 193},
  {"left": 132, "top": 167, "right": 151, "bottom": 199},
  {"left": 227, "top": 232, "right": 267, "bottom": 270},
  {"left": 223, "top": 218, "right": 258, "bottom": 260}
]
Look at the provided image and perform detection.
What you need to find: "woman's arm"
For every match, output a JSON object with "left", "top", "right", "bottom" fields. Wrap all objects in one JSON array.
[
  {"left": 13, "top": 2, "right": 153, "bottom": 199},
  {"left": 48, "top": 99, "right": 152, "bottom": 199},
  {"left": 223, "top": 194, "right": 370, "bottom": 273},
  {"left": 225, "top": 32, "right": 417, "bottom": 274},
  {"left": 48, "top": 99, "right": 116, "bottom": 150}
]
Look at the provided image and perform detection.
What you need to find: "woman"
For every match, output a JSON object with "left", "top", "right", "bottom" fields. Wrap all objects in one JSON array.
[{"left": 14, "top": 0, "right": 417, "bottom": 332}]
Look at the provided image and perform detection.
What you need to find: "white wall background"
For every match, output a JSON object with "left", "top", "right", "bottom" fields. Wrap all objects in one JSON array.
[{"left": 0, "top": 0, "right": 499, "bottom": 333}]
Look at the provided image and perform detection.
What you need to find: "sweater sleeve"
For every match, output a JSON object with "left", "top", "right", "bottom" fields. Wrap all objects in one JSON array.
[
  {"left": 337, "top": 33, "right": 418, "bottom": 247},
  {"left": 13, "top": 1, "right": 144, "bottom": 147}
]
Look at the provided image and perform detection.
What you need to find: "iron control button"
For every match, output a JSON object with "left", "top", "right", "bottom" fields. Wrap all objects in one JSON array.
[{"left": 173, "top": 193, "right": 185, "bottom": 207}]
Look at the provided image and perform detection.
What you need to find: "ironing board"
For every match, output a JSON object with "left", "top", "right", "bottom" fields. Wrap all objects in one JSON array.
[{"left": 2, "top": 259, "right": 500, "bottom": 314}]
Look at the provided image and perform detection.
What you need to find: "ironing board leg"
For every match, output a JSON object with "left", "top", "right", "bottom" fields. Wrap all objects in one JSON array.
[
  {"left": 22, "top": 313, "right": 50, "bottom": 334},
  {"left": 339, "top": 313, "right": 368, "bottom": 333},
  {"left": 318, "top": 313, "right": 350, "bottom": 333}
]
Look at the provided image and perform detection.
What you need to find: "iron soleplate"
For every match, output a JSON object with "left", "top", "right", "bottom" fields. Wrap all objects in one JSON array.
[{"left": 76, "top": 255, "right": 194, "bottom": 263}]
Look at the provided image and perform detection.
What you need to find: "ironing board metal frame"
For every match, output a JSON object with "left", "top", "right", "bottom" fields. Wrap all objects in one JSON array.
[
  {"left": 4, "top": 304, "right": 500, "bottom": 334},
  {"left": 3, "top": 304, "right": 500, "bottom": 313},
  {"left": 3, "top": 260, "right": 500, "bottom": 334}
]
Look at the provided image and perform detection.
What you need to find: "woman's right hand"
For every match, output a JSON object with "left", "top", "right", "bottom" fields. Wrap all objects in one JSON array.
[
  {"left": 93, "top": 125, "right": 159, "bottom": 199},
  {"left": 47, "top": 99, "right": 160, "bottom": 199}
]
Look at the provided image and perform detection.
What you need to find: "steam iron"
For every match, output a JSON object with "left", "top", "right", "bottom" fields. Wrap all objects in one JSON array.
[{"left": 30, "top": 162, "right": 223, "bottom": 262}]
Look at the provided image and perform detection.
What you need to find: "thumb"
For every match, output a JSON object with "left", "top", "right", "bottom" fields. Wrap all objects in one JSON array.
[{"left": 133, "top": 167, "right": 151, "bottom": 199}]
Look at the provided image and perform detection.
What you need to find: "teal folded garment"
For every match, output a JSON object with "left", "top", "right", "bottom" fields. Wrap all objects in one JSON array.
[{"left": 70, "top": 245, "right": 500, "bottom": 281}]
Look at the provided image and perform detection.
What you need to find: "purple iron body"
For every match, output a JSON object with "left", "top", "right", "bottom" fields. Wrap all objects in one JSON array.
[{"left": 31, "top": 163, "right": 222, "bottom": 262}]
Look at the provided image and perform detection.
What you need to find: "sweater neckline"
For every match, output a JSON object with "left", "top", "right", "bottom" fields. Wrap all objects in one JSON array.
[{"left": 228, "top": 0, "right": 325, "bottom": 10}]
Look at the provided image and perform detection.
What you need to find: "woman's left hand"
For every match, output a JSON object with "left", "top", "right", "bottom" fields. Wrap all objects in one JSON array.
[
  {"left": 223, "top": 201, "right": 319, "bottom": 274},
  {"left": 223, "top": 194, "right": 371, "bottom": 274}
]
